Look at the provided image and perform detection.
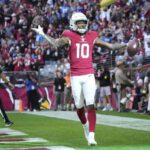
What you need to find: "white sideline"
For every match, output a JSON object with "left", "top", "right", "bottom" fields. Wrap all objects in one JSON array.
[
  {"left": 0, "top": 138, "right": 48, "bottom": 143},
  {"left": 0, "top": 146, "right": 75, "bottom": 150},
  {"left": 24, "top": 111, "right": 150, "bottom": 132}
]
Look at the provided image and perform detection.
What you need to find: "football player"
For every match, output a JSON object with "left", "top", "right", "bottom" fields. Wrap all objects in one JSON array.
[
  {"left": 32, "top": 12, "right": 128, "bottom": 146},
  {"left": 0, "top": 68, "right": 14, "bottom": 127}
]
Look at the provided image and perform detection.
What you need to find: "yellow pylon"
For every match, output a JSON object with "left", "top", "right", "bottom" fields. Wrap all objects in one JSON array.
[{"left": 19, "top": 99, "right": 23, "bottom": 112}]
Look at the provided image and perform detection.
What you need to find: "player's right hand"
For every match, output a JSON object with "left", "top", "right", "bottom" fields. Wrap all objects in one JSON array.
[{"left": 31, "top": 25, "right": 44, "bottom": 36}]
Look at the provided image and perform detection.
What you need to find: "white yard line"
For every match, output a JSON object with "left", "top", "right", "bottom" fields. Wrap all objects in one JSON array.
[
  {"left": 0, "top": 128, "right": 75, "bottom": 150},
  {"left": 0, "top": 138, "right": 48, "bottom": 144},
  {"left": 0, "top": 128, "right": 27, "bottom": 137},
  {"left": 24, "top": 111, "right": 150, "bottom": 132},
  {"left": 0, "top": 146, "right": 75, "bottom": 150}
]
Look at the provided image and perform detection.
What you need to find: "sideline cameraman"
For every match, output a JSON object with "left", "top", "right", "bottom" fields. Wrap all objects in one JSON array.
[{"left": 25, "top": 74, "right": 40, "bottom": 111}]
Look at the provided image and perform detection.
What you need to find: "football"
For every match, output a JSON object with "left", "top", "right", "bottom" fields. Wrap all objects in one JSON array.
[{"left": 127, "top": 38, "right": 139, "bottom": 57}]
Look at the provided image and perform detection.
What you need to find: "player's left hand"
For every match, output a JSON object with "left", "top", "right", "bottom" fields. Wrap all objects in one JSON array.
[{"left": 31, "top": 25, "right": 44, "bottom": 36}]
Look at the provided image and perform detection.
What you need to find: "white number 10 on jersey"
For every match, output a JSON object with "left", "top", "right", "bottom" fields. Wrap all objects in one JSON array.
[{"left": 76, "top": 43, "right": 90, "bottom": 58}]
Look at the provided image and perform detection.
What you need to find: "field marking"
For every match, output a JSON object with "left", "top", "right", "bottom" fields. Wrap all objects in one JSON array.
[
  {"left": 0, "top": 137, "right": 48, "bottom": 143},
  {"left": 0, "top": 128, "right": 75, "bottom": 150},
  {"left": 0, "top": 128, "right": 27, "bottom": 137},
  {"left": 24, "top": 111, "right": 150, "bottom": 132},
  {"left": 0, "top": 146, "right": 75, "bottom": 150}
]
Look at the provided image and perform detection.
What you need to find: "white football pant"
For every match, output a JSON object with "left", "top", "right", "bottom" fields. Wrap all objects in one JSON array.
[{"left": 71, "top": 74, "right": 96, "bottom": 109}]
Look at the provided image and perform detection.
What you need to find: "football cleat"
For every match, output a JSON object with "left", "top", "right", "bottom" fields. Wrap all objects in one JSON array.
[
  {"left": 5, "top": 121, "right": 13, "bottom": 127},
  {"left": 88, "top": 132, "right": 97, "bottom": 146}
]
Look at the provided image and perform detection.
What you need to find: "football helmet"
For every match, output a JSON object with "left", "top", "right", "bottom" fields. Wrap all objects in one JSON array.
[{"left": 69, "top": 12, "right": 88, "bottom": 34}]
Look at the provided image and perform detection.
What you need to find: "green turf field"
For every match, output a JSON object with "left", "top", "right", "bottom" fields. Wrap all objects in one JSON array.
[{"left": 0, "top": 112, "right": 150, "bottom": 150}]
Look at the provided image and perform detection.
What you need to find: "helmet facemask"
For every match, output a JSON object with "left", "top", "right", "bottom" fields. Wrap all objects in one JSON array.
[{"left": 75, "top": 20, "right": 88, "bottom": 34}]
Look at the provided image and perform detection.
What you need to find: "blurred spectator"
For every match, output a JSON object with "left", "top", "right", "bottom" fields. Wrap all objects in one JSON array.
[
  {"left": 143, "top": 27, "right": 150, "bottom": 57},
  {"left": 24, "top": 53, "right": 32, "bottom": 71},
  {"left": 64, "top": 71, "right": 74, "bottom": 111},
  {"left": 115, "top": 59, "right": 134, "bottom": 111},
  {"left": 97, "top": 65, "right": 112, "bottom": 111},
  {"left": 53, "top": 70, "right": 66, "bottom": 111},
  {"left": 132, "top": 78, "right": 148, "bottom": 112},
  {"left": 147, "top": 70, "right": 150, "bottom": 114},
  {"left": 13, "top": 53, "right": 24, "bottom": 71},
  {"left": 135, "top": 63, "right": 146, "bottom": 81}
]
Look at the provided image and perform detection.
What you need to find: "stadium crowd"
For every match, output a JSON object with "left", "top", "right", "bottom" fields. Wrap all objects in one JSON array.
[{"left": 0, "top": 0, "right": 150, "bottom": 113}]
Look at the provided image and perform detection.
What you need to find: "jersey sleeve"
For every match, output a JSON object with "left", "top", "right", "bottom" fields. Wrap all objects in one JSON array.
[
  {"left": 87, "top": 31, "right": 99, "bottom": 45},
  {"left": 92, "top": 31, "right": 99, "bottom": 41},
  {"left": 61, "top": 30, "right": 72, "bottom": 45},
  {"left": 93, "top": 31, "right": 99, "bottom": 37}
]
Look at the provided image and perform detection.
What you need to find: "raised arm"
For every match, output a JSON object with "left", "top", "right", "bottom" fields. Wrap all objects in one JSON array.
[
  {"left": 32, "top": 25, "right": 70, "bottom": 48},
  {"left": 94, "top": 38, "right": 127, "bottom": 51}
]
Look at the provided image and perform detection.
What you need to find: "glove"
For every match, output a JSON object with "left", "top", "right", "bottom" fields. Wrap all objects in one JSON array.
[{"left": 31, "top": 25, "right": 44, "bottom": 36}]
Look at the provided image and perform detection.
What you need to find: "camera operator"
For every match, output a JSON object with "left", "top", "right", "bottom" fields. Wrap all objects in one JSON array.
[{"left": 25, "top": 74, "right": 40, "bottom": 111}]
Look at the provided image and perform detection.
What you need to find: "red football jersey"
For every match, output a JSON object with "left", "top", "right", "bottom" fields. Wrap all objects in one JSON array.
[{"left": 62, "top": 30, "right": 99, "bottom": 76}]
